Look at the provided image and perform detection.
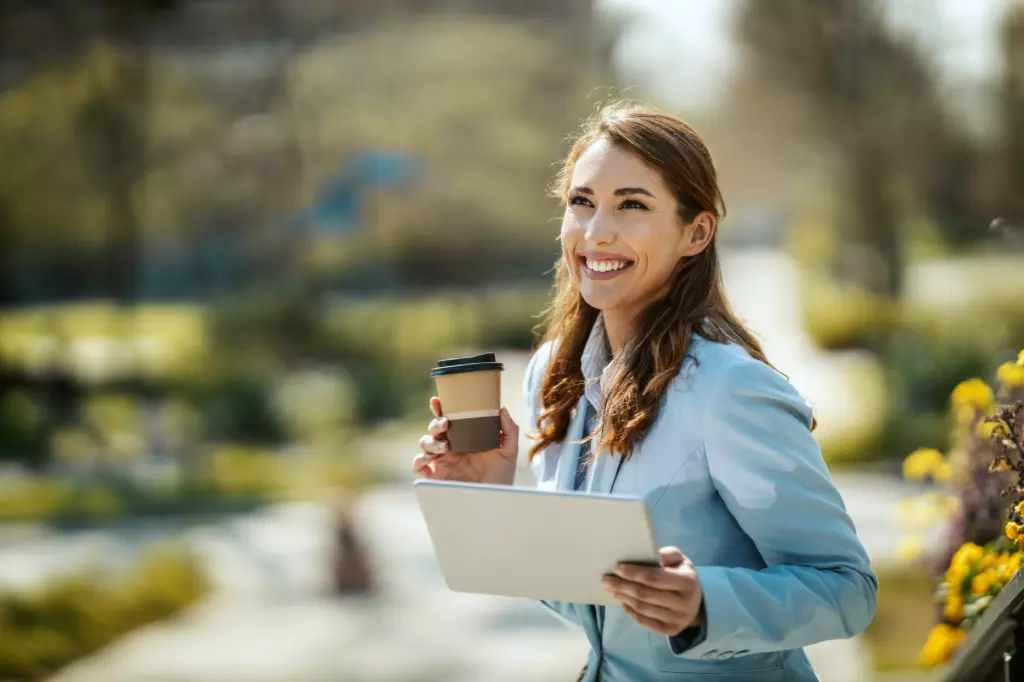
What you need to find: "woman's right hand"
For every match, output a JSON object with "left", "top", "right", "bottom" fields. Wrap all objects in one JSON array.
[{"left": 412, "top": 396, "right": 519, "bottom": 486}]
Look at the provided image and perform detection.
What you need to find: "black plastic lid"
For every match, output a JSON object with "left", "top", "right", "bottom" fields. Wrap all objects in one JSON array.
[{"left": 431, "top": 352, "right": 504, "bottom": 377}]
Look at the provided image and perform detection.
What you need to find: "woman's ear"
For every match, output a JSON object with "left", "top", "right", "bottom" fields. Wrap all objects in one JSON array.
[{"left": 679, "top": 211, "right": 717, "bottom": 258}]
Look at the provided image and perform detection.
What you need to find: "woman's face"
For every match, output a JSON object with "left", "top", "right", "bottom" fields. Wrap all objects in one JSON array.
[{"left": 560, "top": 137, "right": 712, "bottom": 320}]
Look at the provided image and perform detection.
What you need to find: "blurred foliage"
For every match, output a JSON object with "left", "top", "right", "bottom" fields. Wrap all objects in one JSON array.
[
  {"left": 815, "top": 358, "right": 890, "bottom": 468},
  {"left": 736, "top": 0, "right": 1024, "bottom": 299},
  {"left": 0, "top": 303, "right": 209, "bottom": 382},
  {"left": 803, "top": 281, "right": 1024, "bottom": 464},
  {"left": 1, "top": 12, "right": 603, "bottom": 301},
  {"left": 0, "top": 543, "right": 207, "bottom": 682},
  {"left": 323, "top": 288, "right": 548, "bottom": 423},
  {"left": 285, "top": 17, "right": 596, "bottom": 288},
  {"left": 0, "top": 442, "right": 374, "bottom": 525},
  {"left": 190, "top": 366, "right": 287, "bottom": 446},
  {"left": 800, "top": 274, "right": 899, "bottom": 352},
  {"left": 862, "top": 566, "right": 936, "bottom": 672},
  {"left": 800, "top": 257, "right": 1024, "bottom": 353}
]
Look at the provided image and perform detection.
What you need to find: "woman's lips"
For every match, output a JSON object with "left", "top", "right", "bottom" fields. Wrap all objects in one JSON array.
[{"left": 579, "top": 254, "right": 634, "bottom": 280}]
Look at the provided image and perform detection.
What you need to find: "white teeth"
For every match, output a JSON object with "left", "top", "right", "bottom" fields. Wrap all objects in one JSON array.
[{"left": 586, "top": 259, "right": 630, "bottom": 273}]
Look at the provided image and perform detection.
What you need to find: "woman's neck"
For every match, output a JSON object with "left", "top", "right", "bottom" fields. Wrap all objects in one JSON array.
[{"left": 601, "top": 311, "right": 634, "bottom": 354}]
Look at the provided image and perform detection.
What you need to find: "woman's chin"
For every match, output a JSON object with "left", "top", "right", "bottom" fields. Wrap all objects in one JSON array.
[{"left": 579, "top": 290, "right": 626, "bottom": 313}]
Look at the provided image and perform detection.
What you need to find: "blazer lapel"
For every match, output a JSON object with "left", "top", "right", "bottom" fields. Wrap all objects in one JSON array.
[{"left": 555, "top": 396, "right": 589, "bottom": 491}]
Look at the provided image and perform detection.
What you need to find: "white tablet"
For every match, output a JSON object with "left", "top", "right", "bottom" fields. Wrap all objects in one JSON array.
[{"left": 413, "top": 479, "right": 661, "bottom": 606}]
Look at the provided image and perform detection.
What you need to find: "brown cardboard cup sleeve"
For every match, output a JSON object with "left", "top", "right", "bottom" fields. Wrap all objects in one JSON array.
[
  {"left": 431, "top": 353, "right": 503, "bottom": 454},
  {"left": 444, "top": 409, "right": 502, "bottom": 453}
]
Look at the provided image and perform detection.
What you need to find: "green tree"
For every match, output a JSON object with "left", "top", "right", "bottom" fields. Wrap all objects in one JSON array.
[
  {"left": 734, "top": 0, "right": 969, "bottom": 297},
  {"left": 998, "top": 2, "right": 1024, "bottom": 231}
]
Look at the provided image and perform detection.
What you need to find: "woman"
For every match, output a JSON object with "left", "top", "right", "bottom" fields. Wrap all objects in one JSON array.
[{"left": 412, "top": 103, "right": 877, "bottom": 681}]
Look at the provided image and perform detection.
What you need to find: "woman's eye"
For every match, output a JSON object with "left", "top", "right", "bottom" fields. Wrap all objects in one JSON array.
[
  {"left": 569, "top": 195, "right": 593, "bottom": 207},
  {"left": 620, "top": 199, "right": 648, "bottom": 210}
]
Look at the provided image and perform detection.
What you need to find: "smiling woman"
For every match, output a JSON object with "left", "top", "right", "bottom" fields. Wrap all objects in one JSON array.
[{"left": 413, "top": 102, "right": 875, "bottom": 682}]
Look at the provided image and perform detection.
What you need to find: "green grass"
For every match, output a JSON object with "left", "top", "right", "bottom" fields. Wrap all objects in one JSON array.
[{"left": 864, "top": 566, "right": 938, "bottom": 673}]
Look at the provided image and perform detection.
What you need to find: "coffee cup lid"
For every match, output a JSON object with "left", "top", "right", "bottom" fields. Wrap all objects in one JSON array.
[{"left": 431, "top": 352, "right": 504, "bottom": 377}]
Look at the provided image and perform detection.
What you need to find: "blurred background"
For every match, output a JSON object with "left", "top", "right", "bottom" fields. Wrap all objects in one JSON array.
[{"left": 1, "top": 1, "right": 1023, "bottom": 681}]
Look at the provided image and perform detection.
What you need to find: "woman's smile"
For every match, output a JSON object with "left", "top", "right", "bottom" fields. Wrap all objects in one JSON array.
[{"left": 580, "top": 250, "right": 635, "bottom": 280}]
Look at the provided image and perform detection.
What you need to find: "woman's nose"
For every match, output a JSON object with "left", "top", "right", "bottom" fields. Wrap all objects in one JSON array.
[{"left": 584, "top": 209, "right": 616, "bottom": 244}]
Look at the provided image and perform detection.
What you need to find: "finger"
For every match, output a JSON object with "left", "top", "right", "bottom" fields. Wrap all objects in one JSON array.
[
  {"left": 614, "top": 564, "right": 689, "bottom": 592},
  {"left": 430, "top": 396, "right": 443, "bottom": 419},
  {"left": 621, "top": 603, "right": 678, "bottom": 637},
  {"left": 428, "top": 417, "right": 449, "bottom": 438},
  {"left": 659, "top": 546, "right": 686, "bottom": 568},
  {"left": 419, "top": 434, "right": 449, "bottom": 456},
  {"left": 498, "top": 407, "right": 519, "bottom": 436},
  {"left": 614, "top": 592, "right": 687, "bottom": 626},
  {"left": 411, "top": 453, "right": 436, "bottom": 478},
  {"left": 498, "top": 407, "right": 519, "bottom": 451},
  {"left": 604, "top": 575, "right": 688, "bottom": 610}
]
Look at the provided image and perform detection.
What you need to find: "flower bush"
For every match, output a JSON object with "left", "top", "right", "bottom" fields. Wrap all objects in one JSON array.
[{"left": 899, "top": 349, "right": 1024, "bottom": 667}]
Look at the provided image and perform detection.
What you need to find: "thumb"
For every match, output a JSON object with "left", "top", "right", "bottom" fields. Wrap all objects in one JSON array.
[
  {"left": 499, "top": 407, "right": 519, "bottom": 436},
  {"left": 659, "top": 546, "right": 686, "bottom": 568}
]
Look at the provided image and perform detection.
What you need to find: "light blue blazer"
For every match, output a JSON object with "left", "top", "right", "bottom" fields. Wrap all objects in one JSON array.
[{"left": 524, "top": 335, "right": 878, "bottom": 681}]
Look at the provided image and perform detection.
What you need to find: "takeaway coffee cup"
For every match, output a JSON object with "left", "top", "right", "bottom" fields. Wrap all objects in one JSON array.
[{"left": 431, "top": 352, "right": 504, "bottom": 454}]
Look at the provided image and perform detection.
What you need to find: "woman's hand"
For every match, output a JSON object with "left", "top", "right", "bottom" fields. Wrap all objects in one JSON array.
[
  {"left": 411, "top": 396, "right": 519, "bottom": 486},
  {"left": 602, "top": 546, "right": 703, "bottom": 637}
]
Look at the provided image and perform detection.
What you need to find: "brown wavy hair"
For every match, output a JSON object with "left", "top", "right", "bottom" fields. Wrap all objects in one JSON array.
[{"left": 528, "top": 102, "right": 798, "bottom": 462}]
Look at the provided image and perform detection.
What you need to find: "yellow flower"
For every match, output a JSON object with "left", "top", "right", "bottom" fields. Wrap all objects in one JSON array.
[
  {"left": 990, "top": 455, "right": 1013, "bottom": 471},
  {"left": 1007, "top": 522, "right": 1020, "bottom": 542},
  {"left": 1018, "top": 349, "right": 1024, "bottom": 366},
  {"left": 997, "top": 361, "right": 1024, "bottom": 389},
  {"left": 896, "top": 535, "right": 925, "bottom": 564},
  {"left": 932, "top": 460, "right": 952, "bottom": 482},
  {"left": 971, "top": 571, "right": 995, "bottom": 596},
  {"left": 903, "top": 448, "right": 948, "bottom": 482},
  {"left": 978, "top": 420, "right": 1010, "bottom": 440},
  {"left": 947, "top": 564, "right": 968, "bottom": 590},
  {"left": 944, "top": 594, "right": 965, "bottom": 622},
  {"left": 952, "top": 543, "right": 984, "bottom": 568},
  {"left": 951, "top": 378, "right": 995, "bottom": 417},
  {"left": 920, "top": 624, "right": 967, "bottom": 667}
]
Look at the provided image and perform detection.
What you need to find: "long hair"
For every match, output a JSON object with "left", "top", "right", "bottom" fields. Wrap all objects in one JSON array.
[{"left": 529, "top": 102, "right": 793, "bottom": 461}]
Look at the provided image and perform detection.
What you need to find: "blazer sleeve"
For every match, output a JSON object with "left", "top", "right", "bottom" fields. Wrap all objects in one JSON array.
[
  {"left": 672, "top": 357, "right": 878, "bottom": 659},
  {"left": 522, "top": 342, "right": 583, "bottom": 628}
]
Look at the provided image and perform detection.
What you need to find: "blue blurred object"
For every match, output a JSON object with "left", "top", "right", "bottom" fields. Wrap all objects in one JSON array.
[{"left": 297, "top": 150, "right": 420, "bottom": 235}]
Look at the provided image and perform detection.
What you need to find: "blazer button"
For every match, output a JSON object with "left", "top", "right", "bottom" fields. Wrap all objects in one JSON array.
[
  {"left": 701, "top": 650, "right": 719, "bottom": 661},
  {"left": 717, "top": 650, "right": 734, "bottom": 660},
  {"left": 733, "top": 650, "right": 749, "bottom": 657}
]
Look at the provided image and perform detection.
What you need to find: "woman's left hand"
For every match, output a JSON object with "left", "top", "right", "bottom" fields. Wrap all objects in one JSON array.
[{"left": 602, "top": 546, "right": 703, "bottom": 636}]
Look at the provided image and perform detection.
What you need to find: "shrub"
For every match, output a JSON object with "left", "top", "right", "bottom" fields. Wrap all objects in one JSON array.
[
  {"left": 801, "top": 275, "right": 898, "bottom": 351},
  {"left": 0, "top": 544, "right": 208, "bottom": 681}
]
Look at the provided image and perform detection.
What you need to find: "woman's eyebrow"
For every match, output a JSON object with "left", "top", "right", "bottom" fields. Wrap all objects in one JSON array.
[
  {"left": 614, "top": 187, "right": 655, "bottom": 198},
  {"left": 569, "top": 185, "right": 656, "bottom": 198}
]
